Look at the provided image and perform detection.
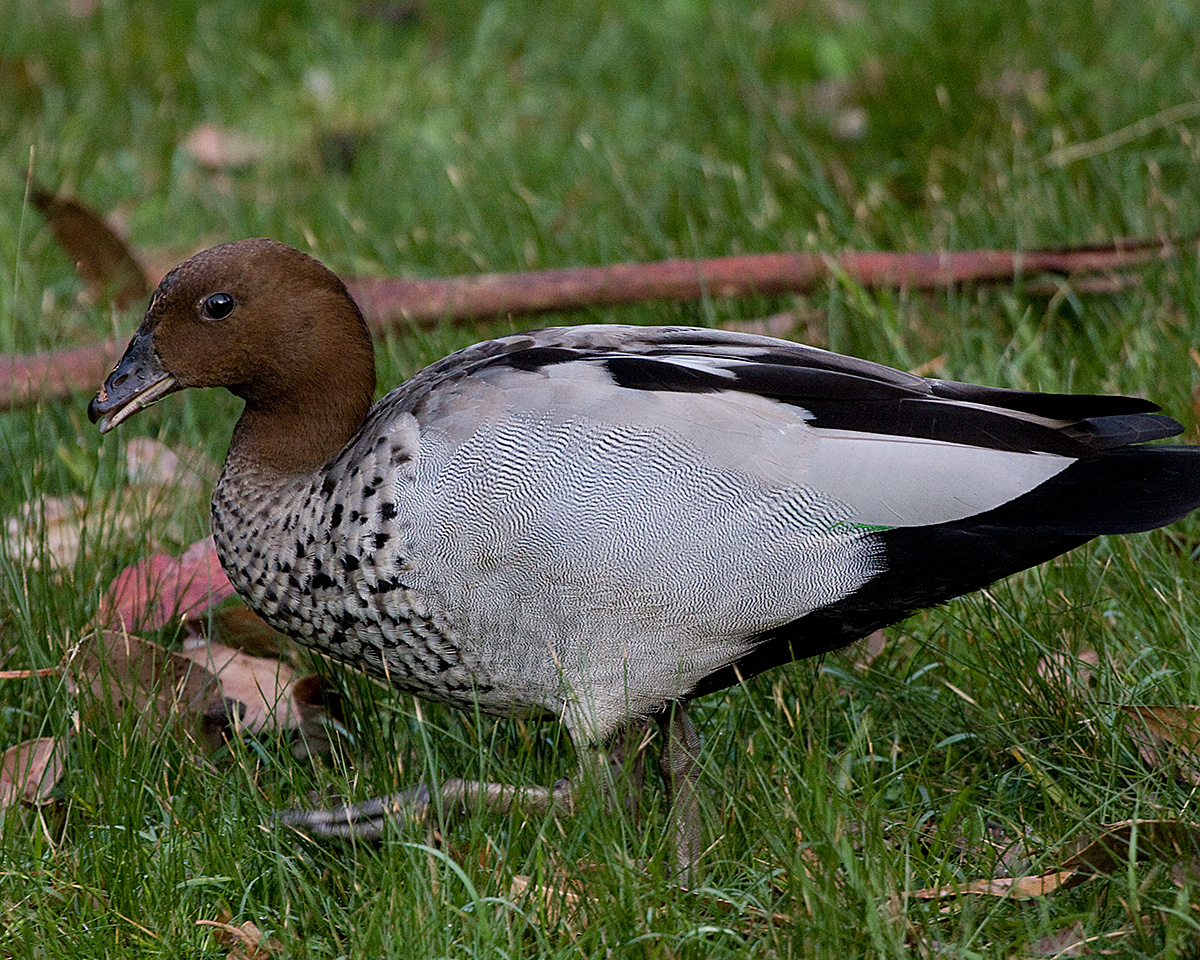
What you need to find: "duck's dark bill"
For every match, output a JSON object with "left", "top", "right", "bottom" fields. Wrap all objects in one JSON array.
[{"left": 88, "top": 332, "right": 179, "bottom": 434}]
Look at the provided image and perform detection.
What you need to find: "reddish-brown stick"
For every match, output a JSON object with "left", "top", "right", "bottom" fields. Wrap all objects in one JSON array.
[{"left": 2, "top": 237, "right": 1187, "bottom": 411}]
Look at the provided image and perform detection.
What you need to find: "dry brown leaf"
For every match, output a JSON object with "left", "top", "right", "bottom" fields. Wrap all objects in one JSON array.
[
  {"left": 7, "top": 491, "right": 168, "bottom": 571},
  {"left": 1026, "top": 921, "right": 1088, "bottom": 957},
  {"left": 0, "top": 736, "right": 67, "bottom": 808},
  {"left": 509, "top": 873, "right": 589, "bottom": 928},
  {"left": 1121, "top": 705, "right": 1200, "bottom": 786},
  {"left": 177, "top": 640, "right": 301, "bottom": 735},
  {"left": 6, "top": 440, "right": 208, "bottom": 572},
  {"left": 6, "top": 493, "right": 93, "bottom": 569},
  {"left": 289, "top": 673, "right": 345, "bottom": 759},
  {"left": 123, "top": 436, "right": 207, "bottom": 491},
  {"left": 908, "top": 870, "right": 1079, "bottom": 903},
  {"left": 197, "top": 915, "right": 280, "bottom": 960},
  {"left": 197, "top": 606, "right": 292, "bottom": 659},
  {"left": 1120, "top": 705, "right": 1200, "bottom": 755},
  {"left": 852, "top": 629, "right": 888, "bottom": 670},
  {"left": 184, "top": 123, "right": 266, "bottom": 171},
  {"left": 1035, "top": 647, "right": 1099, "bottom": 689},
  {"left": 66, "top": 629, "right": 220, "bottom": 727},
  {"left": 31, "top": 187, "right": 150, "bottom": 308},
  {"left": 100, "top": 536, "right": 235, "bottom": 632},
  {"left": 191, "top": 608, "right": 343, "bottom": 756},
  {"left": 905, "top": 819, "right": 1200, "bottom": 908},
  {"left": 1060, "top": 820, "right": 1200, "bottom": 876}
]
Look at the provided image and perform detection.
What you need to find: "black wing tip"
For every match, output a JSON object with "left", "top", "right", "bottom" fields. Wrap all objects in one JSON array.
[{"left": 929, "top": 378, "right": 1163, "bottom": 419}]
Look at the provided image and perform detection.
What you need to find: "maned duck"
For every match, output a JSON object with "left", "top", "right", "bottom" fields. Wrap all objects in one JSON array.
[{"left": 89, "top": 238, "right": 1200, "bottom": 871}]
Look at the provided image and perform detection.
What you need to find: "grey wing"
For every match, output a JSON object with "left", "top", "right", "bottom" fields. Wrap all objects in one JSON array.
[{"left": 380, "top": 326, "right": 1112, "bottom": 736}]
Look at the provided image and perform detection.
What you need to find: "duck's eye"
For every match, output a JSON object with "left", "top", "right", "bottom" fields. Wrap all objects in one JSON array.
[{"left": 200, "top": 292, "right": 235, "bottom": 320}]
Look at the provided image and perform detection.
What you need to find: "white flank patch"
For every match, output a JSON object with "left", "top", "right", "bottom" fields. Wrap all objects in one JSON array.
[{"left": 805, "top": 429, "right": 1073, "bottom": 527}]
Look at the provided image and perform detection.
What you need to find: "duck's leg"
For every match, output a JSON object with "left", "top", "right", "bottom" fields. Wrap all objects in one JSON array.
[
  {"left": 278, "top": 717, "right": 703, "bottom": 874},
  {"left": 654, "top": 702, "right": 703, "bottom": 877},
  {"left": 598, "top": 716, "right": 652, "bottom": 819},
  {"left": 277, "top": 721, "right": 654, "bottom": 840}
]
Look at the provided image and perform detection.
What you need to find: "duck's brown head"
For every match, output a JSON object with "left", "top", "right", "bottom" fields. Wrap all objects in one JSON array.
[{"left": 89, "top": 239, "right": 376, "bottom": 475}]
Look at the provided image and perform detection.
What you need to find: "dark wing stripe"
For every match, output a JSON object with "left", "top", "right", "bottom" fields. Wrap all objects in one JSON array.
[
  {"left": 604, "top": 355, "right": 1175, "bottom": 456},
  {"left": 603, "top": 356, "right": 726, "bottom": 393},
  {"left": 797, "top": 398, "right": 1089, "bottom": 454},
  {"left": 928, "top": 379, "right": 1161, "bottom": 418},
  {"left": 487, "top": 334, "right": 1181, "bottom": 457},
  {"left": 724, "top": 363, "right": 922, "bottom": 402},
  {"left": 502, "top": 346, "right": 582, "bottom": 371}
]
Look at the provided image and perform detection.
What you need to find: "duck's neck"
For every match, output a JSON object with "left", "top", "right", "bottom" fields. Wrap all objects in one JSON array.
[
  {"left": 224, "top": 396, "right": 370, "bottom": 481},
  {"left": 221, "top": 332, "right": 377, "bottom": 483}
]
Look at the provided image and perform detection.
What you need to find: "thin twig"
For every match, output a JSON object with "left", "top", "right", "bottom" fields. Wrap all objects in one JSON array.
[
  {"left": 0, "top": 667, "right": 61, "bottom": 680},
  {"left": 1040, "top": 100, "right": 1200, "bottom": 168}
]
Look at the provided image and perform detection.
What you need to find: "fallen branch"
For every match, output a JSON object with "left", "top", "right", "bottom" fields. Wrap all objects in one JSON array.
[
  {"left": 4, "top": 229, "right": 1191, "bottom": 411},
  {"left": 347, "top": 238, "right": 1186, "bottom": 325}
]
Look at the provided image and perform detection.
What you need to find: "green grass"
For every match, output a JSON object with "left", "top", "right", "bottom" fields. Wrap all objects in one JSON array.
[{"left": 5, "top": 0, "right": 1200, "bottom": 956}]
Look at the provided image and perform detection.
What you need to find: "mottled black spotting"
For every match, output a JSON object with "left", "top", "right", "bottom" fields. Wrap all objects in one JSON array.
[
  {"left": 312, "top": 572, "right": 336, "bottom": 590},
  {"left": 264, "top": 587, "right": 279, "bottom": 603},
  {"left": 362, "top": 485, "right": 376, "bottom": 498},
  {"left": 380, "top": 501, "right": 397, "bottom": 519},
  {"left": 373, "top": 532, "right": 391, "bottom": 548},
  {"left": 330, "top": 503, "right": 344, "bottom": 528},
  {"left": 321, "top": 476, "right": 336, "bottom": 496},
  {"left": 390, "top": 447, "right": 411, "bottom": 465},
  {"left": 341, "top": 555, "right": 360, "bottom": 572},
  {"left": 501, "top": 346, "right": 581, "bottom": 371},
  {"left": 294, "top": 541, "right": 306, "bottom": 559}
]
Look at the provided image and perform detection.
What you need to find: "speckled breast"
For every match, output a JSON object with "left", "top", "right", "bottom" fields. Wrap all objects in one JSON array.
[{"left": 208, "top": 454, "right": 497, "bottom": 714}]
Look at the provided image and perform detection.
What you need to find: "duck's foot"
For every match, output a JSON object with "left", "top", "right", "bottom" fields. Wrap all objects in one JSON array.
[
  {"left": 277, "top": 709, "right": 703, "bottom": 877},
  {"left": 276, "top": 777, "right": 575, "bottom": 840}
]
